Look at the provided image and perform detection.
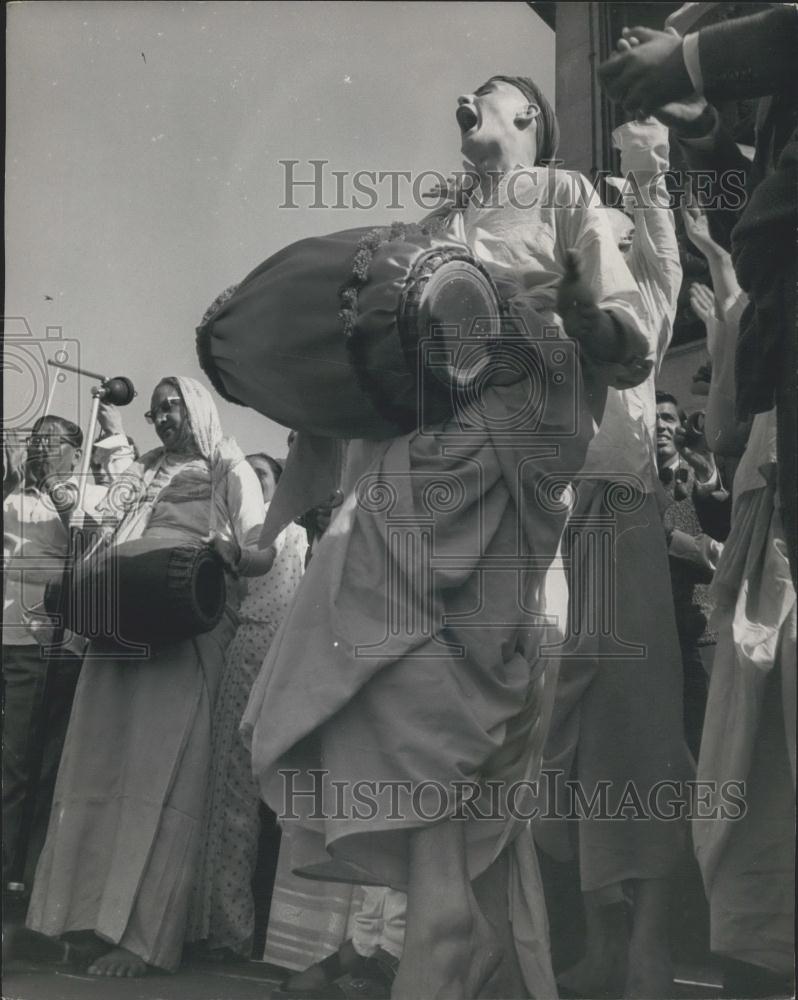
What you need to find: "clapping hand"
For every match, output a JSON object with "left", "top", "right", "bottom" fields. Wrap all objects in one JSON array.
[
  {"left": 688, "top": 283, "right": 717, "bottom": 327},
  {"left": 602, "top": 27, "right": 712, "bottom": 136},
  {"left": 599, "top": 25, "right": 694, "bottom": 114},
  {"left": 681, "top": 202, "right": 721, "bottom": 259}
]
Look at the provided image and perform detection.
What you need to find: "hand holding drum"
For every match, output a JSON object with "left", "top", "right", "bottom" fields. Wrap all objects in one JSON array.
[{"left": 203, "top": 532, "right": 241, "bottom": 575}]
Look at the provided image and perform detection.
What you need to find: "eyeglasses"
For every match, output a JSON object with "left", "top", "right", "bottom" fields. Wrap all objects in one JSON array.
[
  {"left": 144, "top": 397, "right": 183, "bottom": 423},
  {"left": 25, "top": 434, "right": 77, "bottom": 449}
]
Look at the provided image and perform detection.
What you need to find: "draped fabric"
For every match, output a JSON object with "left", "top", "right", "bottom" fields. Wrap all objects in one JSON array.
[
  {"left": 172, "top": 375, "right": 245, "bottom": 475},
  {"left": 262, "top": 836, "right": 366, "bottom": 972},
  {"left": 243, "top": 371, "right": 594, "bottom": 998},
  {"left": 693, "top": 476, "right": 796, "bottom": 975},
  {"left": 27, "top": 381, "right": 264, "bottom": 972},
  {"left": 101, "top": 375, "right": 247, "bottom": 546},
  {"left": 187, "top": 521, "right": 308, "bottom": 955}
]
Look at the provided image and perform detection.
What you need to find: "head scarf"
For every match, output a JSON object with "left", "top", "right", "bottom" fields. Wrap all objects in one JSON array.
[
  {"left": 166, "top": 374, "right": 245, "bottom": 472},
  {"left": 127, "top": 375, "right": 239, "bottom": 493},
  {"left": 483, "top": 75, "right": 560, "bottom": 166},
  {"left": 101, "top": 375, "right": 245, "bottom": 542}
]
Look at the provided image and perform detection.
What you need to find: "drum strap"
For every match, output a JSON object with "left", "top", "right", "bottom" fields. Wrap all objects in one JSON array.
[
  {"left": 112, "top": 454, "right": 172, "bottom": 548},
  {"left": 117, "top": 453, "right": 222, "bottom": 544},
  {"left": 75, "top": 454, "right": 221, "bottom": 572},
  {"left": 208, "top": 462, "right": 218, "bottom": 537}
]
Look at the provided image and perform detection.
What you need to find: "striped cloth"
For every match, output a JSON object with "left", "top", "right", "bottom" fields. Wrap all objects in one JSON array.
[{"left": 261, "top": 834, "right": 365, "bottom": 971}]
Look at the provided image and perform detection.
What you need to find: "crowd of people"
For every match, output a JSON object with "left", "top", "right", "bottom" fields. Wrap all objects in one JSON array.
[{"left": 2, "top": 4, "right": 795, "bottom": 999}]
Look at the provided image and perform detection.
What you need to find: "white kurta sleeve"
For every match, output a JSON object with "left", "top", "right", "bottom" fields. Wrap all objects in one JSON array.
[
  {"left": 93, "top": 434, "right": 137, "bottom": 479},
  {"left": 225, "top": 460, "right": 266, "bottom": 550},
  {"left": 613, "top": 120, "right": 682, "bottom": 369},
  {"left": 560, "top": 172, "right": 657, "bottom": 387}
]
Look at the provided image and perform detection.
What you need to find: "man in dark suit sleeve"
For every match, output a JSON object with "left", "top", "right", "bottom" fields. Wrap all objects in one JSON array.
[
  {"left": 597, "top": 6, "right": 797, "bottom": 115},
  {"left": 599, "top": 5, "right": 798, "bottom": 588}
]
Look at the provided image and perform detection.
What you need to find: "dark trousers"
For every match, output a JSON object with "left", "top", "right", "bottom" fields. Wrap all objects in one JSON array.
[
  {"left": 2, "top": 644, "right": 82, "bottom": 888},
  {"left": 680, "top": 638, "right": 713, "bottom": 762}
]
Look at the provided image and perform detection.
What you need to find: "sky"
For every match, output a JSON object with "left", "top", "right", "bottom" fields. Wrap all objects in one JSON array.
[{"left": 4, "top": 1, "right": 554, "bottom": 461}]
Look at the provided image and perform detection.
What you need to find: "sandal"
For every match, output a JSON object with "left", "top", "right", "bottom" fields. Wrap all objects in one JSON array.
[
  {"left": 278, "top": 940, "right": 370, "bottom": 993},
  {"left": 273, "top": 946, "right": 399, "bottom": 1000}
]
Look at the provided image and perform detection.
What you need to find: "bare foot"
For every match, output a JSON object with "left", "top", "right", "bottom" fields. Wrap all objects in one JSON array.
[
  {"left": 87, "top": 946, "right": 148, "bottom": 977},
  {"left": 391, "top": 900, "right": 501, "bottom": 999}
]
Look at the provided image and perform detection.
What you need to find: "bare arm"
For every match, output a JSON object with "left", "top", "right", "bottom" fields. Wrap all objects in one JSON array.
[
  {"left": 682, "top": 204, "right": 741, "bottom": 323},
  {"left": 681, "top": 204, "right": 750, "bottom": 455}
]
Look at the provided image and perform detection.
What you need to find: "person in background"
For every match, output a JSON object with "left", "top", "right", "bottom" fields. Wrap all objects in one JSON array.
[
  {"left": 256, "top": 438, "right": 368, "bottom": 989},
  {"left": 3, "top": 411, "right": 133, "bottom": 892},
  {"left": 537, "top": 112, "right": 688, "bottom": 998},
  {"left": 3, "top": 436, "right": 27, "bottom": 501},
  {"left": 682, "top": 195, "right": 796, "bottom": 1000},
  {"left": 272, "top": 887, "right": 403, "bottom": 1000},
  {"left": 655, "top": 390, "right": 728, "bottom": 759},
  {"left": 246, "top": 453, "right": 282, "bottom": 505},
  {"left": 188, "top": 451, "right": 307, "bottom": 961},
  {"left": 25, "top": 377, "right": 269, "bottom": 977},
  {"left": 597, "top": 3, "right": 798, "bottom": 589}
]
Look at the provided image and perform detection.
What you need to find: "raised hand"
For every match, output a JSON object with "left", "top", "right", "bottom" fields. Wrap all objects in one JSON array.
[
  {"left": 688, "top": 283, "right": 717, "bottom": 327},
  {"left": 96, "top": 402, "right": 125, "bottom": 438},
  {"left": 681, "top": 203, "right": 722, "bottom": 258},
  {"left": 599, "top": 26, "right": 695, "bottom": 117},
  {"left": 615, "top": 28, "right": 712, "bottom": 135}
]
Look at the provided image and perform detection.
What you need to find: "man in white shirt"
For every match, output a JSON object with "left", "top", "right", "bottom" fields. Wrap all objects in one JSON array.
[
  {"left": 531, "top": 118, "right": 695, "bottom": 999},
  {"left": 3, "top": 410, "right": 132, "bottom": 889}
]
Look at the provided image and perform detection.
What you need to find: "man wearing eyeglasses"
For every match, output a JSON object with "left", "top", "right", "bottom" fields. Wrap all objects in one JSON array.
[{"left": 2, "top": 411, "right": 133, "bottom": 891}]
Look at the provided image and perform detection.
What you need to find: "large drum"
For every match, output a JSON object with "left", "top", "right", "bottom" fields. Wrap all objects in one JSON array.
[
  {"left": 45, "top": 537, "right": 227, "bottom": 646},
  {"left": 196, "top": 223, "right": 502, "bottom": 439}
]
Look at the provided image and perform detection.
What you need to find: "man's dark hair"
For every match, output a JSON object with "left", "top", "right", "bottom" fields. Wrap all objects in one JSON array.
[
  {"left": 31, "top": 414, "right": 83, "bottom": 449},
  {"left": 655, "top": 391, "right": 686, "bottom": 423}
]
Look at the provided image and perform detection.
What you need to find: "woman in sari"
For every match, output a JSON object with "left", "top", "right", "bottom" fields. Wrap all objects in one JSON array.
[
  {"left": 26, "top": 375, "right": 269, "bottom": 977},
  {"left": 188, "top": 452, "right": 308, "bottom": 960}
]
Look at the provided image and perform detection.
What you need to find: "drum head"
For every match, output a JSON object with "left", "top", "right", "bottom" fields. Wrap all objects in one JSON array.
[
  {"left": 50, "top": 538, "right": 227, "bottom": 646},
  {"left": 401, "top": 252, "right": 501, "bottom": 392}
]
